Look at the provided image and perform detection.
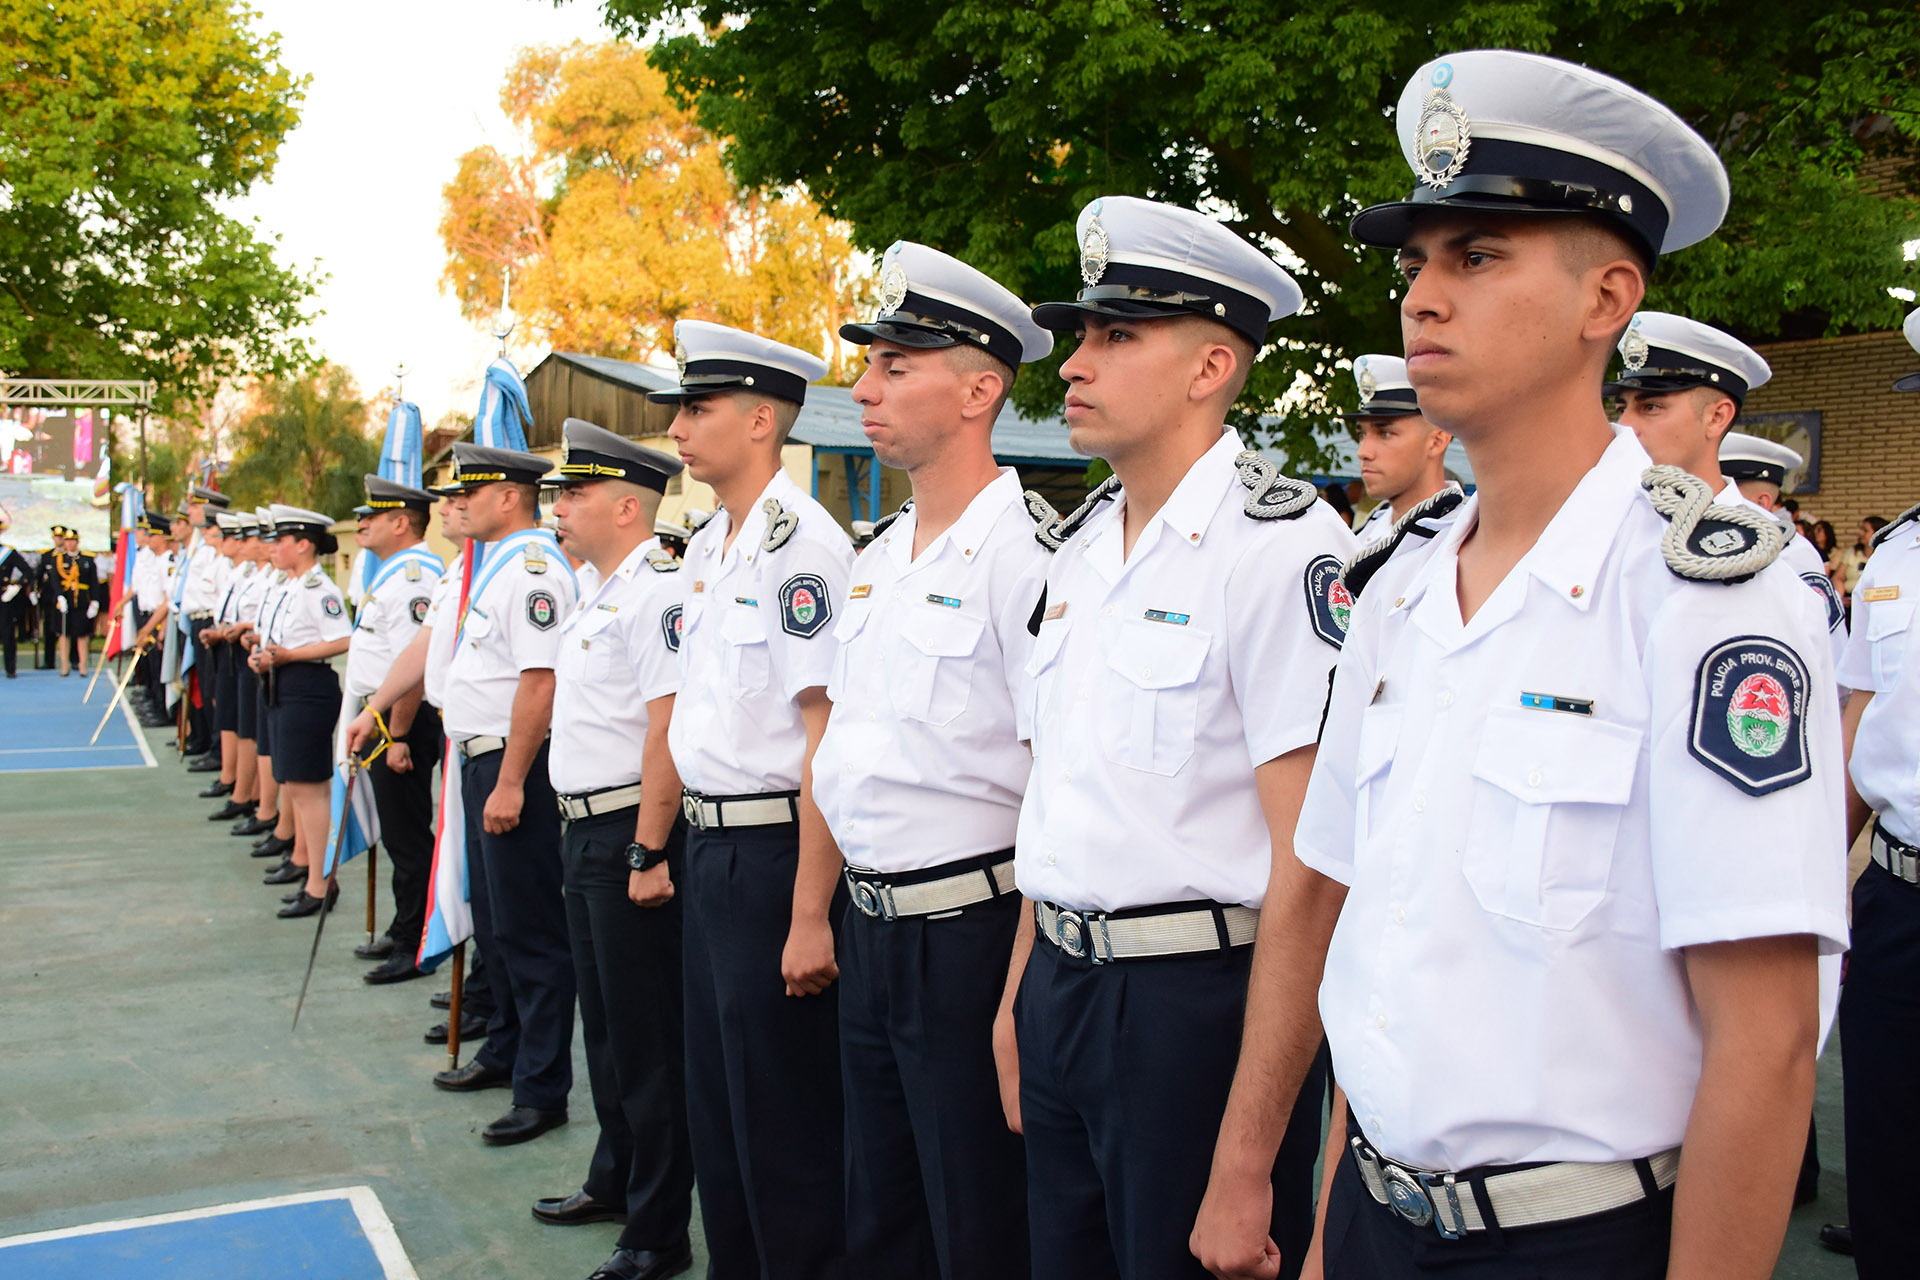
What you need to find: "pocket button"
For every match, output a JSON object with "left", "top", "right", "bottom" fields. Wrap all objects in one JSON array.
[{"left": 1527, "top": 769, "right": 1542, "bottom": 788}]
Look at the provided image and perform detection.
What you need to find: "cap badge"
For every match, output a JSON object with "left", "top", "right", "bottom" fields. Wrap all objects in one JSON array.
[
  {"left": 1621, "top": 324, "right": 1650, "bottom": 373},
  {"left": 878, "top": 260, "right": 908, "bottom": 315},
  {"left": 1080, "top": 215, "right": 1111, "bottom": 287},
  {"left": 1356, "top": 362, "right": 1377, "bottom": 407},
  {"left": 1413, "top": 78, "right": 1471, "bottom": 190},
  {"left": 673, "top": 331, "right": 690, "bottom": 380}
]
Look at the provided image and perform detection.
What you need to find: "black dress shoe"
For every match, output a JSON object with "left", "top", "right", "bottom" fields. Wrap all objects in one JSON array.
[
  {"left": 531, "top": 1189, "right": 624, "bottom": 1226},
  {"left": 433, "top": 1060, "right": 511, "bottom": 1092},
  {"left": 1817, "top": 1224, "right": 1853, "bottom": 1255},
  {"left": 208, "top": 799, "right": 253, "bottom": 821},
  {"left": 586, "top": 1242, "right": 693, "bottom": 1280},
  {"left": 354, "top": 935, "right": 395, "bottom": 961},
  {"left": 187, "top": 755, "right": 223, "bottom": 773},
  {"left": 281, "top": 889, "right": 303, "bottom": 904},
  {"left": 423, "top": 1013, "right": 489, "bottom": 1045},
  {"left": 196, "top": 778, "right": 234, "bottom": 797},
  {"left": 276, "top": 884, "right": 338, "bottom": 918},
  {"left": 482, "top": 1105, "right": 567, "bottom": 1146},
  {"left": 431, "top": 989, "right": 453, "bottom": 1010},
  {"left": 232, "top": 814, "right": 276, "bottom": 836},
  {"left": 262, "top": 859, "right": 304, "bottom": 885},
  {"left": 251, "top": 833, "right": 293, "bottom": 858},
  {"left": 363, "top": 955, "right": 425, "bottom": 985}
]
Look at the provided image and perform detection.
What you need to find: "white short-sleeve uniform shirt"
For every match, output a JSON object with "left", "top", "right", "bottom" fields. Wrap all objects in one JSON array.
[
  {"left": 814, "top": 469, "right": 1049, "bottom": 872},
  {"left": 668, "top": 471, "right": 855, "bottom": 797},
  {"left": 1841, "top": 525, "right": 1920, "bottom": 846},
  {"left": 550, "top": 539, "right": 685, "bottom": 795},
  {"left": 1017, "top": 431, "right": 1356, "bottom": 912},
  {"left": 421, "top": 552, "right": 466, "bottom": 710},
  {"left": 344, "top": 545, "right": 443, "bottom": 700},
  {"left": 262, "top": 566, "right": 351, "bottom": 650},
  {"left": 1297, "top": 429, "right": 1850, "bottom": 1172},
  {"left": 181, "top": 542, "right": 223, "bottom": 616},
  {"left": 442, "top": 537, "right": 577, "bottom": 741}
]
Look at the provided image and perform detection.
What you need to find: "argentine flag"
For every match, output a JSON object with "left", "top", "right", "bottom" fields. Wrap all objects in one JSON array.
[
  {"left": 322, "top": 699, "right": 381, "bottom": 877},
  {"left": 415, "top": 753, "right": 471, "bottom": 972}
]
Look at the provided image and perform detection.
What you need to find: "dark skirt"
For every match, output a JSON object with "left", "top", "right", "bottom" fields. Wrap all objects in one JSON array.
[
  {"left": 254, "top": 667, "right": 273, "bottom": 757},
  {"left": 213, "top": 643, "right": 241, "bottom": 733},
  {"left": 267, "top": 662, "right": 341, "bottom": 784},
  {"left": 236, "top": 666, "right": 260, "bottom": 741}
]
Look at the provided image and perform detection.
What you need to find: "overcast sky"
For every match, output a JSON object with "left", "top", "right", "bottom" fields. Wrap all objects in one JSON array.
[{"left": 229, "top": 0, "right": 617, "bottom": 427}]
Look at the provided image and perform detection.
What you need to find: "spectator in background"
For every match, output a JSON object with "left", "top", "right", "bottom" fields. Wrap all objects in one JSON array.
[
  {"left": 1844, "top": 516, "right": 1888, "bottom": 605},
  {"left": 1320, "top": 481, "right": 1355, "bottom": 527},
  {"left": 1810, "top": 520, "right": 1842, "bottom": 587}
]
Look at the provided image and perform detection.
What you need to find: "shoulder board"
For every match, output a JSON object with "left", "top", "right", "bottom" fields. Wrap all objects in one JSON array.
[
  {"left": 871, "top": 500, "right": 913, "bottom": 539},
  {"left": 761, "top": 498, "right": 799, "bottom": 552},
  {"left": 1233, "top": 451, "right": 1319, "bottom": 521},
  {"left": 1341, "top": 483, "right": 1467, "bottom": 600},
  {"left": 645, "top": 549, "right": 680, "bottom": 573},
  {"left": 303, "top": 569, "right": 324, "bottom": 588},
  {"left": 685, "top": 508, "right": 716, "bottom": 534},
  {"left": 1872, "top": 499, "right": 1920, "bottom": 549},
  {"left": 521, "top": 543, "right": 549, "bottom": 574},
  {"left": 404, "top": 561, "right": 423, "bottom": 582},
  {"left": 1032, "top": 477, "right": 1122, "bottom": 552},
  {"left": 1640, "top": 465, "right": 1785, "bottom": 584}
]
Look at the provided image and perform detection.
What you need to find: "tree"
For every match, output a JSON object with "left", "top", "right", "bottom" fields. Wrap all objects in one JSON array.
[
  {"left": 222, "top": 365, "right": 379, "bottom": 518},
  {"left": 440, "top": 40, "right": 867, "bottom": 379},
  {"left": 0, "top": 0, "right": 319, "bottom": 408},
  {"left": 596, "top": 0, "right": 1920, "bottom": 469}
]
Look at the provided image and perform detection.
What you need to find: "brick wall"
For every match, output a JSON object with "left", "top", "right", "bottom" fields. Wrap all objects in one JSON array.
[{"left": 1743, "top": 328, "right": 1920, "bottom": 534}]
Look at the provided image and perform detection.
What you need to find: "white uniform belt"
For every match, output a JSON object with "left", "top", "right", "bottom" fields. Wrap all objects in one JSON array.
[
  {"left": 1034, "top": 899, "right": 1259, "bottom": 964},
  {"left": 456, "top": 735, "right": 507, "bottom": 761},
  {"left": 1871, "top": 822, "right": 1920, "bottom": 886},
  {"left": 556, "top": 783, "right": 645, "bottom": 821},
  {"left": 1349, "top": 1133, "right": 1679, "bottom": 1238},
  {"left": 845, "top": 858, "right": 1016, "bottom": 921},
  {"left": 189, "top": 610, "right": 213, "bottom": 621},
  {"left": 681, "top": 790, "right": 800, "bottom": 831}
]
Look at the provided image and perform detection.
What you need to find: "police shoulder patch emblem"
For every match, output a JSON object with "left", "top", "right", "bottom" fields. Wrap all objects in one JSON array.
[
  {"left": 1689, "top": 636, "right": 1812, "bottom": 796},
  {"left": 527, "top": 589, "right": 558, "bottom": 630},
  {"left": 1802, "top": 571, "right": 1845, "bottom": 634},
  {"left": 409, "top": 596, "right": 431, "bottom": 625},
  {"left": 322, "top": 596, "right": 344, "bottom": 618},
  {"left": 1303, "top": 554, "right": 1352, "bottom": 649},
  {"left": 661, "top": 603, "right": 684, "bottom": 653},
  {"left": 779, "top": 572, "right": 832, "bottom": 638}
]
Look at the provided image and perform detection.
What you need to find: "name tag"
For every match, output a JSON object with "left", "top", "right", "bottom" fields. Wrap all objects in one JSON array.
[
  {"left": 1862, "top": 585, "right": 1901, "bottom": 602},
  {"left": 1042, "top": 601, "right": 1068, "bottom": 622},
  {"left": 926, "top": 594, "right": 962, "bottom": 609},
  {"left": 850, "top": 584, "right": 871, "bottom": 599},
  {"left": 1143, "top": 608, "right": 1190, "bottom": 626},
  {"left": 1520, "top": 691, "right": 1594, "bottom": 716}
]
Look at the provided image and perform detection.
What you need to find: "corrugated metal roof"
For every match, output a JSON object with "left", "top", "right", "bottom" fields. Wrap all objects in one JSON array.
[{"left": 547, "top": 350, "right": 678, "bottom": 394}]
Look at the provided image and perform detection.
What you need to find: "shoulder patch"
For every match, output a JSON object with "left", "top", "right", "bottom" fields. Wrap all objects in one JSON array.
[
  {"left": 1341, "top": 484, "right": 1466, "bottom": 600},
  {"left": 1303, "top": 554, "right": 1352, "bottom": 648},
  {"left": 1234, "top": 451, "right": 1318, "bottom": 521},
  {"left": 409, "top": 596, "right": 431, "bottom": 625},
  {"left": 660, "top": 603, "right": 684, "bottom": 652},
  {"left": 645, "top": 549, "right": 680, "bottom": 573},
  {"left": 1801, "top": 572, "right": 1845, "bottom": 634},
  {"left": 778, "top": 572, "right": 832, "bottom": 638},
  {"left": 1640, "top": 466, "right": 1784, "bottom": 584},
  {"left": 762, "top": 498, "right": 799, "bottom": 552},
  {"left": 404, "top": 561, "right": 423, "bottom": 582},
  {"left": 526, "top": 589, "right": 558, "bottom": 630},
  {"left": 1871, "top": 498, "right": 1920, "bottom": 549},
  {"left": 304, "top": 569, "right": 323, "bottom": 588},
  {"left": 1033, "top": 477, "right": 1122, "bottom": 551},
  {"left": 322, "top": 596, "right": 344, "bottom": 618},
  {"left": 523, "top": 547, "right": 549, "bottom": 575},
  {"left": 1689, "top": 636, "right": 1812, "bottom": 796}
]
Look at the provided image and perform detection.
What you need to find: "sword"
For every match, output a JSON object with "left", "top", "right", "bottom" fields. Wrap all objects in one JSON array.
[
  {"left": 89, "top": 635, "right": 149, "bottom": 745},
  {"left": 83, "top": 613, "right": 121, "bottom": 703}
]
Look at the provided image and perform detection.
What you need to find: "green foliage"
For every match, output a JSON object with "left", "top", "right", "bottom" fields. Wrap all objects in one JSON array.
[
  {"left": 595, "top": 0, "right": 1920, "bottom": 472},
  {"left": 222, "top": 366, "right": 378, "bottom": 518},
  {"left": 0, "top": 0, "right": 318, "bottom": 409}
]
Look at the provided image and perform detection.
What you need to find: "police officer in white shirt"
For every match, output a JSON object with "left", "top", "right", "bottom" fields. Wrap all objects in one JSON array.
[
  {"left": 653, "top": 320, "right": 854, "bottom": 1279},
  {"left": 1831, "top": 308, "right": 1920, "bottom": 1278},
  {"left": 130, "top": 515, "right": 176, "bottom": 720},
  {"left": 1007, "top": 196, "right": 1352, "bottom": 1280},
  {"left": 1196, "top": 52, "right": 1848, "bottom": 1280},
  {"left": 180, "top": 486, "right": 232, "bottom": 766},
  {"left": 818, "top": 242, "right": 1052, "bottom": 1278},
  {"left": 342, "top": 476, "right": 445, "bottom": 984},
  {"left": 352, "top": 443, "right": 579, "bottom": 1144},
  {"left": 205, "top": 512, "right": 256, "bottom": 818},
  {"left": 220, "top": 516, "right": 281, "bottom": 843},
  {"left": 533, "top": 421, "right": 696, "bottom": 1280},
  {"left": 1345, "top": 355, "right": 1455, "bottom": 543}
]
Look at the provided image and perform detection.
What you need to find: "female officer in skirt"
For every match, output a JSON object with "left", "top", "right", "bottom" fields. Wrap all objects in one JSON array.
[{"left": 250, "top": 505, "right": 351, "bottom": 919}]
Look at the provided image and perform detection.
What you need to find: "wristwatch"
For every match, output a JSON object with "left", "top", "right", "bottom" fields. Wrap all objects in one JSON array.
[{"left": 625, "top": 842, "right": 668, "bottom": 872}]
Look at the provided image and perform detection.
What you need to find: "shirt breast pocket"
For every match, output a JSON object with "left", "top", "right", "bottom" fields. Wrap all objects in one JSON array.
[
  {"left": 1353, "top": 706, "right": 1401, "bottom": 856},
  {"left": 1464, "top": 707, "right": 1643, "bottom": 931},
  {"left": 828, "top": 601, "right": 871, "bottom": 700},
  {"left": 1867, "top": 599, "right": 1914, "bottom": 689},
  {"left": 463, "top": 607, "right": 496, "bottom": 650},
  {"left": 575, "top": 610, "right": 623, "bottom": 682},
  {"left": 894, "top": 605, "right": 985, "bottom": 725},
  {"left": 1101, "top": 620, "right": 1212, "bottom": 776},
  {"left": 721, "top": 606, "right": 771, "bottom": 695}
]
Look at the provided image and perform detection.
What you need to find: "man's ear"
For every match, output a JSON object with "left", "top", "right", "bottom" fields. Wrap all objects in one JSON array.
[
  {"left": 1189, "top": 339, "right": 1240, "bottom": 404},
  {"left": 960, "top": 368, "right": 1006, "bottom": 422},
  {"left": 1586, "top": 258, "right": 1646, "bottom": 346}
]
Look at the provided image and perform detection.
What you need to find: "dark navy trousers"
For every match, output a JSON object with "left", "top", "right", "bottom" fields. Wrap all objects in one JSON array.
[
  {"left": 1016, "top": 934, "right": 1326, "bottom": 1280},
  {"left": 683, "top": 821, "right": 847, "bottom": 1280},
  {"left": 459, "top": 742, "right": 573, "bottom": 1111},
  {"left": 1840, "top": 858, "right": 1920, "bottom": 1279}
]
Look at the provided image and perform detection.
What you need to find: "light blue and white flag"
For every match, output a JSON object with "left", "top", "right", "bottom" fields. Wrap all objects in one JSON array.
[
  {"left": 380, "top": 399, "right": 425, "bottom": 488},
  {"left": 472, "top": 358, "right": 531, "bottom": 452},
  {"left": 416, "top": 747, "right": 470, "bottom": 972},
  {"left": 322, "top": 700, "right": 381, "bottom": 876}
]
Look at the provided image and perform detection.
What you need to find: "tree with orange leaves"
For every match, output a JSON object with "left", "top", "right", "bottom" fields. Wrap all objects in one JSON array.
[{"left": 440, "top": 41, "right": 865, "bottom": 380}]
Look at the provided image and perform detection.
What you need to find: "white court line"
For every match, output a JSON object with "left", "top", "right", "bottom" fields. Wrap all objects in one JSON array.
[
  {"left": 0, "top": 746, "right": 150, "bottom": 755},
  {"left": 120, "top": 690, "right": 158, "bottom": 766},
  {"left": 0, "top": 1184, "right": 418, "bottom": 1279}
]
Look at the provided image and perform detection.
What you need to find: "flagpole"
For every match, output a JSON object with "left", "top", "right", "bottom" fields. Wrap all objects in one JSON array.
[
  {"left": 365, "top": 845, "right": 378, "bottom": 947},
  {"left": 447, "top": 940, "right": 466, "bottom": 1069}
]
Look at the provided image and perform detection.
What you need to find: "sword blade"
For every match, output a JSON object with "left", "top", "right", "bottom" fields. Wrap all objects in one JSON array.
[
  {"left": 292, "top": 760, "right": 359, "bottom": 1031},
  {"left": 89, "top": 644, "right": 144, "bottom": 744}
]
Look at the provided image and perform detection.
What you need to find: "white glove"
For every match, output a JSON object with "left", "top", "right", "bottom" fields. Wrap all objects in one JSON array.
[
  {"left": 1, "top": 584, "right": 16, "bottom": 602},
  {"left": 57, "top": 596, "right": 67, "bottom": 613},
  {"left": 87, "top": 600, "right": 99, "bottom": 619}
]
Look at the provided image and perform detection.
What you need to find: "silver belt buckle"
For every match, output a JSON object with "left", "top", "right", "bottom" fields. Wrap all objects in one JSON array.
[
  {"left": 1050, "top": 908, "right": 1088, "bottom": 958},
  {"left": 847, "top": 871, "right": 894, "bottom": 920},
  {"left": 681, "top": 794, "right": 701, "bottom": 828},
  {"left": 1416, "top": 1171, "right": 1467, "bottom": 1239},
  {"left": 1381, "top": 1164, "right": 1433, "bottom": 1228}
]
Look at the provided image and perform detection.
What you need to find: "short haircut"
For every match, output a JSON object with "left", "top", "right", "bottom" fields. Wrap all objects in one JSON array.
[
  {"left": 941, "top": 343, "right": 1016, "bottom": 420},
  {"left": 1167, "top": 314, "right": 1258, "bottom": 404},
  {"left": 731, "top": 391, "right": 805, "bottom": 447},
  {"left": 400, "top": 508, "right": 428, "bottom": 537},
  {"left": 506, "top": 481, "right": 541, "bottom": 514}
]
